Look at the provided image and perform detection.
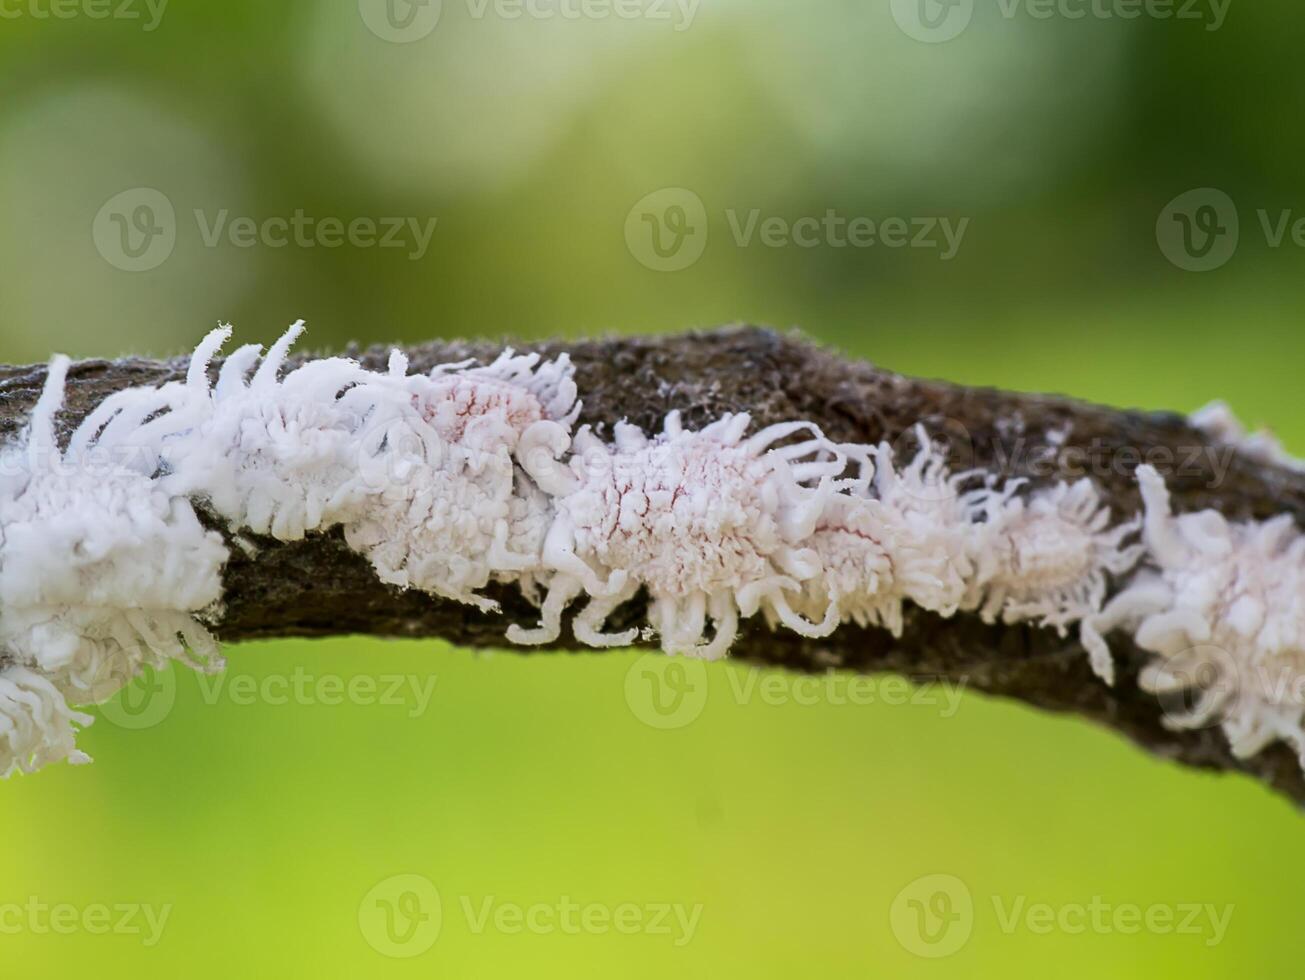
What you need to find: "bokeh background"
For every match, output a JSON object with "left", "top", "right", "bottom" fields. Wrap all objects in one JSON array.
[{"left": 3, "top": 0, "right": 1303, "bottom": 976}]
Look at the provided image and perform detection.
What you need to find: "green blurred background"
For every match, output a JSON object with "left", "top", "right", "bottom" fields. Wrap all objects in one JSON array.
[{"left": 3, "top": 0, "right": 1304, "bottom": 976}]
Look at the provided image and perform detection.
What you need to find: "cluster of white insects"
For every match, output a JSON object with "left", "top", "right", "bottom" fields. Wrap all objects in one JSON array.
[
  {"left": 2, "top": 323, "right": 1303, "bottom": 775},
  {"left": 1084, "top": 464, "right": 1305, "bottom": 764},
  {"left": 0, "top": 354, "right": 227, "bottom": 773}
]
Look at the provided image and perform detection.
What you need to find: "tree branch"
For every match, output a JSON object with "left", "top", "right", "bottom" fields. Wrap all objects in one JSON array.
[{"left": 3, "top": 326, "right": 1302, "bottom": 806}]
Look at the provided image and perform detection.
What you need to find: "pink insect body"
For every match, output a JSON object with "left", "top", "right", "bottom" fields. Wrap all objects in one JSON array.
[
  {"left": 512, "top": 412, "right": 845, "bottom": 658},
  {"left": 973, "top": 479, "right": 1141, "bottom": 673}
]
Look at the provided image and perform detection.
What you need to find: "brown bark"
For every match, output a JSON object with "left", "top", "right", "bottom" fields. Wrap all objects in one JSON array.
[{"left": 2, "top": 326, "right": 1302, "bottom": 806}]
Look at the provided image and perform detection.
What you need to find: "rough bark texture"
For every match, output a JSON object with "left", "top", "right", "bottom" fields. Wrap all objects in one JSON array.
[{"left": 2, "top": 326, "right": 1302, "bottom": 806}]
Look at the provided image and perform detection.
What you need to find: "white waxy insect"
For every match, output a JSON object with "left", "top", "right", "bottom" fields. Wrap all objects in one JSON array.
[
  {"left": 160, "top": 320, "right": 384, "bottom": 541},
  {"left": 511, "top": 411, "right": 847, "bottom": 658},
  {"left": 161, "top": 324, "right": 579, "bottom": 612},
  {"left": 971, "top": 477, "right": 1141, "bottom": 679},
  {"left": 791, "top": 431, "right": 978, "bottom": 637},
  {"left": 1190, "top": 400, "right": 1305, "bottom": 474},
  {"left": 1084, "top": 464, "right": 1305, "bottom": 762},
  {"left": 338, "top": 346, "right": 576, "bottom": 612},
  {"left": 0, "top": 353, "right": 228, "bottom": 775},
  {"left": 0, "top": 667, "right": 94, "bottom": 776}
]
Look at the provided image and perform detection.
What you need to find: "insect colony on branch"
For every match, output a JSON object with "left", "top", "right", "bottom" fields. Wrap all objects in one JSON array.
[{"left": 1, "top": 324, "right": 1301, "bottom": 775}]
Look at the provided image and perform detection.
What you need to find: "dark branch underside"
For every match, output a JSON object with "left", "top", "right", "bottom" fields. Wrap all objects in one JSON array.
[{"left": 2, "top": 326, "right": 1303, "bottom": 806}]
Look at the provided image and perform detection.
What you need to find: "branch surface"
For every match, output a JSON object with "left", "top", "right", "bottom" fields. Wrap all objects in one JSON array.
[{"left": 2, "top": 326, "right": 1302, "bottom": 805}]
